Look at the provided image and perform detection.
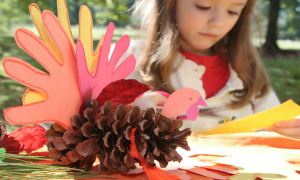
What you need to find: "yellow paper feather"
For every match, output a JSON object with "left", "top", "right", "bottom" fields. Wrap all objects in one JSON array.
[
  {"left": 29, "top": 3, "right": 63, "bottom": 63},
  {"left": 79, "top": 5, "right": 103, "bottom": 73},
  {"left": 57, "top": 0, "right": 75, "bottom": 49}
]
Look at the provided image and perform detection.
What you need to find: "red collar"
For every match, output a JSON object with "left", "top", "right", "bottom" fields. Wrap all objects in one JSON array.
[{"left": 181, "top": 50, "right": 228, "bottom": 68}]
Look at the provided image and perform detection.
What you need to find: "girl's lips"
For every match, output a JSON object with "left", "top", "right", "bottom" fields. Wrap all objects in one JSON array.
[{"left": 199, "top": 32, "right": 218, "bottom": 37}]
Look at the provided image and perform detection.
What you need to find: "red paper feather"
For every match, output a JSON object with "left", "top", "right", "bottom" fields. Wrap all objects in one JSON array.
[{"left": 97, "top": 79, "right": 150, "bottom": 106}]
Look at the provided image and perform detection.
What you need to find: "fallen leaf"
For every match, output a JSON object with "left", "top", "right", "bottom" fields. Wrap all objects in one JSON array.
[{"left": 0, "top": 125, "right": 46, "bottom": 153}]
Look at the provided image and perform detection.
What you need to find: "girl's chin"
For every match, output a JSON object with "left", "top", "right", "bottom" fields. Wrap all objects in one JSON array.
[{"left": 191, "top": 45, "right": 215, "bottom": 54}]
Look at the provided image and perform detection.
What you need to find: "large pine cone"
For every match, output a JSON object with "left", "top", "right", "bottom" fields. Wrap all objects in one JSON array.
[
  {"left": 0, "top": 121, "right": 6, "bottom": 141},
  {"left": 46, "top": 100, "right": 191, "bottom": 173}
]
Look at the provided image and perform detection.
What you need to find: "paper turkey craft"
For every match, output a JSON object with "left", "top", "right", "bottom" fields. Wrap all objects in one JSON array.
[{"left": 2, "top": 0, "right": 206, "bottom": 179}]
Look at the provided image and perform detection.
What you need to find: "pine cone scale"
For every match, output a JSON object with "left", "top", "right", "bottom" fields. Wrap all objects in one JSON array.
[{"left": 76, "top": 138, "right": 100, "bottom": 157}]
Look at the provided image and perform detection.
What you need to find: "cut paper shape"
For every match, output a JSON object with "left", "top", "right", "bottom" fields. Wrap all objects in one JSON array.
[
  {"left": 78, "top": 5, "right": 103, "bottom": 73},
  {"left": 198, "top": 163, "right": 239, "bottom": 175},
  {"left": 76, "top": 22, "right": 136, "bottom": 100},
  {"left": 22, "top": 89, "right": 45, "bottom": 105},
  {"left": 183, "top": 167, "right": 234, "bottom": 180},
  {"left": 96, "top": 79, "right": 150, "bottom": 106},
  {"left": 24, "top": 0, "right": 103, "bottom": 104},
  {"left": 29, "top": 3, "right": 64, "bottom": 63},
  {"left": 180, "top": 163, "right": 238, "bottom": 179},
  {"left": 3, "top": 11, "right": 81, "bottom": 129},
  {"left": 202, "top": 100, "right": 300, "bottom": 135},
  {"left": 231, "top": 173, "right": 287, "bottom": 180},
  {"left": 189, "top": 154, "right": 225, "bottom": 164},
  {"left": 23, "top": 1, "right": 75, "bottom": 105},
  {"left": 57, "top": 0, "right": 75, "bottom": 49},
  {"left": 161, "top": 88, "right": 207, "bottom": 120},
  {"left": 186, "top": 132, "right": 300, "bottom": 179}
]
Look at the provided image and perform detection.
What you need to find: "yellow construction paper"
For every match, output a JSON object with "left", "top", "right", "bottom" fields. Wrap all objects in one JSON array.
[
  {"left": 79, "top": 5, "right": 103, "bottom": 73},
  {"left": 22, "top": 89, "right": 46, "bottom": 105},
  {"left": 202, "top": 100, "right": 300, "bottom": 135}
]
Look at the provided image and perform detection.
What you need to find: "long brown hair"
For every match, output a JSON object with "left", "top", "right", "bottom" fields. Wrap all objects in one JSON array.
[{"left": 134, "top": 0, "right": 270, "bottom": 107}]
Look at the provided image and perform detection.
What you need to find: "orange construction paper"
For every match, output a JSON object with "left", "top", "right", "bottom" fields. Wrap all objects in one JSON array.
[
  {"left": 23, "top": 1, "right": 73, "bottom": 105},
  {"left": 3, "top": 11, "right": 81, "bottom": 129},
  {"left": 23, "top": 0, "right": 105, "bottom": 105}
]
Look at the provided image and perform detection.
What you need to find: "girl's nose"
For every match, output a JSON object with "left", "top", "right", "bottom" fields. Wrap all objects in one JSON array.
[{"left": 207, "top": 10, "right": 225, "bottom": 27}]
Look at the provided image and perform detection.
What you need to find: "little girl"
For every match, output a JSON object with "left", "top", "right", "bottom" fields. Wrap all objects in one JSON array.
[{"left": 124, "top": 0, "right": 299, "bottom": 134}]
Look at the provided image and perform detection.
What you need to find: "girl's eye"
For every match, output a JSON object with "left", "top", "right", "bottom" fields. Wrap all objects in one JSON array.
[
  {"left": 228, "top": 10, "right": 240, "bottom": 16},
  {"left": 195, "top": 4, "right": 211, "bottom": 11}
]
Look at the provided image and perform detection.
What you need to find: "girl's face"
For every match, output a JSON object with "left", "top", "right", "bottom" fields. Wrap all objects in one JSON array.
[{"left": 176, "top": 0, "right": 248, "bottom": 55}]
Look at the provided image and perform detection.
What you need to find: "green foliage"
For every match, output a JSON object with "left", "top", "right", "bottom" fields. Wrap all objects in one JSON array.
[
  {"left": 0, "top": 151, "right": 110, "bottom": 179},
  {"left": 0, "top": 0, "right": 29, "bottom": 36},
  {"left": 264, "top": 57, "right": 300, "bottom": 104},
  {"left": 254, "top": 0, "right": 300, "bottom": 40},
  {"left": 0, "top": 148, "right": 5, "bottom": 162},
  {"left": 279, "top": 1, "right": 300, "bottom": 39},
  {"left": 17, "top": 0, "right": 56, "bottom": 13},
  {"left": 91, "top": 0, "right": 133, "bottom": 26}
]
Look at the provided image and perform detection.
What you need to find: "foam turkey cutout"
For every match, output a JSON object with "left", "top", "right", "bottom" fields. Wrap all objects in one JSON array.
[
  {"left": 161, "top": 88, "right": 207, "bottom": 120},
  {"left": 3, "top": 11, "right": 81, "bottom": 129}
]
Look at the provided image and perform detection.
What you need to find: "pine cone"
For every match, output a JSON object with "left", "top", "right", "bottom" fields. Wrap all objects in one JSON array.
[
  {"left": 46, "top": 100, "right": 191, "bottom": 172},
  {"left": 0, "top": 121, "right": 6, "bottom": 141}
]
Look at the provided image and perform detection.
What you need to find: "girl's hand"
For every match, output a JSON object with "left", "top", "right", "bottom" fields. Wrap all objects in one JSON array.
[{"left": 270, "top": 119, "right": 300, "bottom": 139}]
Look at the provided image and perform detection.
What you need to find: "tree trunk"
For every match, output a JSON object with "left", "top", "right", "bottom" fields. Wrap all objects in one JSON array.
[
  {"left": 127, "top": 0, "right": 135, "bottom": 9},
  {"left": 69, "top": 0, "right": 80, "bottom": 25},
  {"left": 263, "top": 0, "right": 281, "bottom": 54}
]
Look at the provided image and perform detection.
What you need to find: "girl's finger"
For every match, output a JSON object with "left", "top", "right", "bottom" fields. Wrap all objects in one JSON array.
[
  {"left": 272, "top": 126, "right": 300, "bottom": 139},
  {"left": 273, "top": 119, "right": 300, "bottom": 128}
]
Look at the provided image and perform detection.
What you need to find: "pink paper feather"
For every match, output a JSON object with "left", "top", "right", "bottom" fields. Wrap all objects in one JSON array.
[{"left": 76, "top": 22, "right": 136, "bottom": 100}]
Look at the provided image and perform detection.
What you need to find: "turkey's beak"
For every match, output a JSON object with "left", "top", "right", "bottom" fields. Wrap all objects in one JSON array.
[
  {"left": 196, "top": 96, "right": 207, "bottom": 107},
  {"left": 179, "top": 97, "right": 207, "bottom": 121}
]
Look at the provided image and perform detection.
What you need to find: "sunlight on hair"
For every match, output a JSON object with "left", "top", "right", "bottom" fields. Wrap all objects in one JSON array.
[{"left": 132, "top": 0, "right": 155, "bottom": 28}]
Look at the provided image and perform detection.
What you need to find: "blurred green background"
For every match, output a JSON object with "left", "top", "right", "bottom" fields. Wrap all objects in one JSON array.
[{"left": 0, "top": 0, "right": 300, "bottom": 129}]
